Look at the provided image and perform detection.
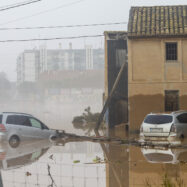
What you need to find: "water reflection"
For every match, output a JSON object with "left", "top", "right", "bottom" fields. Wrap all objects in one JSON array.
[
  {"left": 0, "top": 139, "right": 105, "bottom": 187},
  {"left": 0, "top": 139, "right": 53, "bottom": 171},
  {"left": 142, "top": 146, "right": 187, "bottom": 164},
  {"left": 2, "top": 122, "right": 187, "bottom": 186}
]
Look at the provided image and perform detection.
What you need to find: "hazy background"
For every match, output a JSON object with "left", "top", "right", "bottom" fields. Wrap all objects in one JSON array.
[{"left": 0, "top": 0, "right": 186, "bottom": 81}]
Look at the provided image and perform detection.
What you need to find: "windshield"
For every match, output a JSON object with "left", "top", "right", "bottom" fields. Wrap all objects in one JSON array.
[{"left": 144, "top": 115, "right": 173, "bottom": 124}]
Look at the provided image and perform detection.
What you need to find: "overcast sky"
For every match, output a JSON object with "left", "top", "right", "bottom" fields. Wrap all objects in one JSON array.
[{"left": 0, "top": 0, "right": 187, "bottom": 81}]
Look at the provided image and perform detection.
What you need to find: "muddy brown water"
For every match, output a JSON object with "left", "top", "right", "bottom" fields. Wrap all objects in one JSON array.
[{"left": 1, "top": 136, "right": 187, "bottom": 187}]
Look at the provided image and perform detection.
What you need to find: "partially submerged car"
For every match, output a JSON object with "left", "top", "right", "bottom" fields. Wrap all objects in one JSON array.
[
  {"left": 140, "top": 111, "right": 187, "bottom": 143},
  {"left": 0, "top": 112, "right": 57, "bottom": 148}
]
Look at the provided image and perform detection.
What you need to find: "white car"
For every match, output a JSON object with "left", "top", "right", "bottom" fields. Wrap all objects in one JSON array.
[
  {"left": 140, "top": 111, "right": 187, "bottom": 142},
  {"left": 0, "top": 112, "right": 57, "bottom": 148}
]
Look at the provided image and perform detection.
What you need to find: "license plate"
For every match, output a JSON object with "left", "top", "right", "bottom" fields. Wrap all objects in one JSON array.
[{"left": 150, "top": 128, "right": 163, "bottom": 133}]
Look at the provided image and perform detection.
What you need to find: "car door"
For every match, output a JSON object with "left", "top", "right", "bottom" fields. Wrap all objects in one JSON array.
[{"left": 28, "top": 117, "right": 49, "bottom": 139}]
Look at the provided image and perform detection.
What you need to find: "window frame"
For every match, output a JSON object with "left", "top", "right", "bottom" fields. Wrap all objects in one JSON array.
[
  {"left": 165, "top": 42, "right": 178, "bottom": 62},
  {"left": 165, "top": 90, "right": 179, "bottom": 112}
]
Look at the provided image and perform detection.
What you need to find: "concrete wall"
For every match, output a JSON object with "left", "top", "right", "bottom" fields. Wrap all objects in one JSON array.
[{"left": 128, "top": 38, "right": 187, "bottom": 131}]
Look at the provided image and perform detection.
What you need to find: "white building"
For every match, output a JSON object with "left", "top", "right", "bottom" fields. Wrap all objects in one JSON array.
[
  {"left": 85, "top": 45, "right": 93, "bottom": 70},
  {"left": 17, "top": 45, "right": 104, "bottom": 83},
  {"left": 39, "top": 45, "right": 47, "bottom": 73},
  {"left": 17, "top": 50, "right": 38, "bottom": 83}
]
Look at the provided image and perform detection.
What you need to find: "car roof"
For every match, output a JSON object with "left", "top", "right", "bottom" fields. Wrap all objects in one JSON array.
[
  {"left": 2, "top": 112, "right": 33, "bottom": 116},
  {"left": 148, "top": 113, "right": 172, "bottom": 115},
  {"left": 171, "top": 110, "right": 187, "bottom": 115},
  {"left": 147, "top": 110, "right": 187, "bottom": 116}
]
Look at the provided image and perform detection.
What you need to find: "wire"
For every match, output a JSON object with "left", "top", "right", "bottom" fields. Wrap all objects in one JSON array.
[
  {"left": 0, "top": 0, "right": 40, "bottom": 9},
  {"left": 0, "top": 0, "right": 42, "bottom": 12},
  {"left": 0, "top": 22, "right": 127, "bottom": 31},
  {"left": 0, "top": 34, "right": 104, "bottom": 43},
  {"left": 0, "top": 0, "right": 85, "bottom": 26}
]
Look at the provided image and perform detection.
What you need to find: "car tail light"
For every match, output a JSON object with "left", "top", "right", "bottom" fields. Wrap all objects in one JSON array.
[
  {"left": 0, "top": 152, "right": 6, "bottom": 160},
  {"left": 170, "top": 124, "right": 177, "bottom": 133},
  {"left": 0, "top": 124, "right": 6, "bottom": 132}
]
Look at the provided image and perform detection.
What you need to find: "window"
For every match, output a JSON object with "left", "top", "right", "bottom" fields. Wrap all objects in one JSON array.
[
  {"left": 166, "top": 43, "right": 177, "bottom": 61},
  {"left": 177, "top": 113, "right": 187, "bottom": 123},
  {"left": 6, "top": 115, "right": 31, "bottom": 126},
  {"left": 165, "top": 90, "right": 179, "bottom": 112},
  {"left": 29, "top": 118, "right": 42, "bottom": 129}
]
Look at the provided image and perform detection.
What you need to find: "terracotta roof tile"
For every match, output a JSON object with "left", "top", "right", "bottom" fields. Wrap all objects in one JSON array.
[{"left": 128, "top": 5, "right": 187, "bottom": 38}]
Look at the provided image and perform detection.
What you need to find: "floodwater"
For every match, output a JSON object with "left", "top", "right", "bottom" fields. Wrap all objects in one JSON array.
[
  {"left": 1, "top": 141, "right": 105, "bottom": 187},
  {"left": 2, "top": 92, "right": 187, "bottom": 187},
  {"left": 2, "top": 130, "right": 187, "bottom": 187}
]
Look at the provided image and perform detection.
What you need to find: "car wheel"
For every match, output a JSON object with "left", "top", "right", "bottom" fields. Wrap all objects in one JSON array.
[{"left": 9, "top": 135, "right": 20, "bottom": 148}]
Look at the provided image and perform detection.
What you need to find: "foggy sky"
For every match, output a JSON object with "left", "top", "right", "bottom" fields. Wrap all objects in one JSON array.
[{"left": 0, "top": 0, "right": 186, "bottom": 81}]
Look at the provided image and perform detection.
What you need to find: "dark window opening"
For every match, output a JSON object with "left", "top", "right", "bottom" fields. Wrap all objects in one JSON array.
[
  {"left": 165, "top": 90, "right": 179, "bottom": 112},
  {"left": 166, "top": 43, "right": 177, "bottom": 61}
]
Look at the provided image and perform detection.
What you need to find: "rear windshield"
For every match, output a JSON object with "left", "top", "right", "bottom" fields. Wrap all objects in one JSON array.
[{"left": 144, "top": 115, "right": 173, "bottom": 124}]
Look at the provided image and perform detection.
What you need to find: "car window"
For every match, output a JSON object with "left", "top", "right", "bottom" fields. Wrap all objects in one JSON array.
[
  {"left": 42, "top": 124, "right": 49, "bottom": 130},
  {"left": 177, "top": 113, "right": 187, "bottom": 123},
  {"left": 144, "top": 115, "right": 173, "bottom": 124},
  {"left": 6, "top": 115, "right": 31, "bottom": 127},
  {"left": 29, "top": 118, "right": 42, "bottom": 129}
]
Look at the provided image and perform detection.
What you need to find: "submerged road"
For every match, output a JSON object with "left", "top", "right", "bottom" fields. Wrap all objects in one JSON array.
[{"left": 53, "top": 130, "right": 187, "bottom": 149}]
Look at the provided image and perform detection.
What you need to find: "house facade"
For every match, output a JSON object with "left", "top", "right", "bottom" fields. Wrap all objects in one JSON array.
[
  {"left": 127, "top": 5, "right": 187, "bottom": 187},
  {"left": 128, "top": 5, "right": 187, "bottom": 131}
]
